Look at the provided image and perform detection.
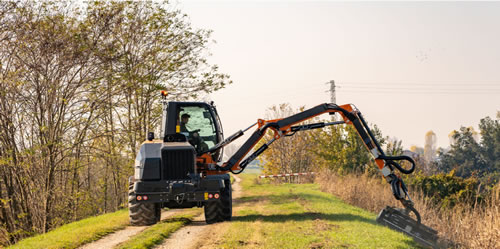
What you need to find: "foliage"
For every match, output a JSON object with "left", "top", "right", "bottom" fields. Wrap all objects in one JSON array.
[
  {"left": 478, "top": 113, "right": 500, "bottom": 182},
  {"left": 385, "top": 136, "right": 403, "bottom": 156},
  {"left": 312, "top": 122, "right": 386, "bottom": 176},
  {"left": 259, "top": 104, "right": 317, "bottom": 176},
  {"left": 405, "top": 171, "right": 483, "bottom": 209},
  {"left": 0, "top": 1, "right": 230, "bottom": 245},
  {"left": 438, "top": 112, "right": 499, "bottom": 184},
  {"left": 257, "top": 103, "right": 390, "bottom": 176}
]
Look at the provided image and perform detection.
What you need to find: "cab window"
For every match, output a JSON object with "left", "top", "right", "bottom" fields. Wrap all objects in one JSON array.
[{"left": 178, "top": 106, "right": 217, "bottom": 152}]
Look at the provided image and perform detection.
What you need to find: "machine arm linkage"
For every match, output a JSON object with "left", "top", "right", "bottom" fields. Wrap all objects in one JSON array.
[
  {"left": 209, "top": 103, "right": 438, "bottom": 246},
  {"left": 211, "top": 103, "right": 418, "bottom": 209},
  {"left": 217, "top": 103, "right": 413, "bottom": 173}
]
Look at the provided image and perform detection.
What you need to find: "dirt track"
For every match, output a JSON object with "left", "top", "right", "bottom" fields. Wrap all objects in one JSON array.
[
  {"left": 78, "top": 176, "right": 241, "bottom": 249},
  {"left": 79, "top": 209, "right": 183, "bottom": 249},
  {"left": 154, "top": 175, "right": 242, "bottom": 249}
]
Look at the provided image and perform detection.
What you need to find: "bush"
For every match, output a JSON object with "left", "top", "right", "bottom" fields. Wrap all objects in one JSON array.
[{"left": 405, "top": 171, "right": 484, "bottom": 209}]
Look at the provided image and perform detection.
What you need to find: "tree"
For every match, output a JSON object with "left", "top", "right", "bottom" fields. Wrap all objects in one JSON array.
[
  {"left": 386, "top": 137, "right": 403, "bottom": 156},
  {"left": 0, "top": 0, "right": 109, "bottom": 234},
  {"left": 259, "top": 104, "right": 317, "bottom": 177},
  {"left": 312, "top": 118, "right": 386, "bottom": 175},
  {"left": 0, "top": 1, "right": 230, "bottom": 245},
  {"left": 438, "top": 113, "right": 499, "bottom": 185},
  {"left": 478, "top": 113, "right": 500, "bottom": 183},
  {"left": 438, "top": 127, "right": 487, "bottom": 178},
  {"left": 85, "top": 0, "right": 231, "bottom": 158}
]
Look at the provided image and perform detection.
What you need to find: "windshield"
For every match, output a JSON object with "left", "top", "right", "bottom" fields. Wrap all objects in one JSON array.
[{"left": 178, "top": 106, "right": 218, "bottom": 151}]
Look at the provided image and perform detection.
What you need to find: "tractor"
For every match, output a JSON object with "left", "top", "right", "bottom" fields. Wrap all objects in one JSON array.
[{"left": 128, "top": 92, "right": 438, "bottom": 247}]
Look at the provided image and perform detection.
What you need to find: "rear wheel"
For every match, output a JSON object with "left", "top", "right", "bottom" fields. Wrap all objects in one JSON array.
[
  {"left": 204, "top": 179, "right": 232, "bottom": 224},
  {"left": 128, "top": 182, "right": 161, "bottom": 226}
]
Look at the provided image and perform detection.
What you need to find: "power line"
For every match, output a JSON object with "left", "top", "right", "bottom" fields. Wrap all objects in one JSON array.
[
  {"left": 338, "top": 89, "right": 500, "bottom": 95},
  {"left": 337, "top": 80, "right": 500, "bottom": 95},
  {"left": 341, "top": 81, "right": 500, "bottom": 86},
  {"left": 338, "top": 86, "right": 500, "bottom": 91}
]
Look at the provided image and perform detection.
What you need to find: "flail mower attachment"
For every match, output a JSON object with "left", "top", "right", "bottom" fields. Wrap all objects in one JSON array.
[
  {"left": 377, "top": 204, "right": 439, "bottom": 248},
  {"left": 370, "top": 152, "right": 440, "bottom": 248}
]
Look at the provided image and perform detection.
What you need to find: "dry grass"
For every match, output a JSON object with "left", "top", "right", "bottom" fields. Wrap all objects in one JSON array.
[{"left": 317, "top": 170, "right": 500, "bottom": 249}]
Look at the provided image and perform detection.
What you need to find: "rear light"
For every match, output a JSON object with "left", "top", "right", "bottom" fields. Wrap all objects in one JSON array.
[
  {"left": 214, "top": 193, "right": 220, "bottom": 199},
  {"left": 136, "top": 196, "right": 142, "bottom": 201},
  {"left": 208, "top": 194, "right": 213, "bottom": 199},
  {"left": 143, "top": 195, "right": 148, "bottom": 201}
]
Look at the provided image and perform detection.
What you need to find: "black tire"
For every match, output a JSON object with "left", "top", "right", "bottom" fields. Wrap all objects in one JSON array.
[
  {"left": 221, "top": 179, "right": 232, "bottom": 221},
  {"left": 204, "top": 179, "right": 232, "bottom": 224},
  {"left": 128, "top": 182, "right": 161, "bottom": 226}
]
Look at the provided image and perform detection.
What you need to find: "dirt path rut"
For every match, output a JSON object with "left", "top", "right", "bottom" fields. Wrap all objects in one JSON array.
[
  {"left": 154, "top": 175, "right": 242, "bottom": 249},
  {"left": 79, "top": 209, "right": 182, "bottom": 249},
  {"left": 79, "top": 175, "right": 242, "bottom": 249}
]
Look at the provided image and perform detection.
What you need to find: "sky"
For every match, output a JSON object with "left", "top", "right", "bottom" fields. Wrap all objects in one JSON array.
[{"left": 177, "top": 1, "right": 500, "bottom": 149}]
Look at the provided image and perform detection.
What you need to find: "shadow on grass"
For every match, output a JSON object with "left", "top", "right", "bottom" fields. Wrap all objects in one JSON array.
[
  {"left": 233, "top": 211, "right": 376, "bottom": 224},
  {"left": 238, "top": 192, "right": 337, "bottom": 205},
  {"left": 233, "top": 212, "right": 422, "bottom": 248}
]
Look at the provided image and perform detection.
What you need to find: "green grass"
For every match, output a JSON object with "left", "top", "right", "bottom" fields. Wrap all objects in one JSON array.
[
  {"left": 8, "top": 174, "right": 422, "bottom": 249},
  {"left": 116, "top": 209, "right": 202, "bottom": 249},
  {"left": 9, "top": 209, "right": 129, "bottom": 249},
  {"left": 216, "top": 173, "right": 422, "bottom": 248}
]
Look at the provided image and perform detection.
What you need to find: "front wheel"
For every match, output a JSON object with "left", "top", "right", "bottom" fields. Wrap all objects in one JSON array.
[
  {"left": 128, "top": 182, "right": 161, "bottom": 226},
  {"left": 204, "top": 179, "right": 232, "bottom": 224}
]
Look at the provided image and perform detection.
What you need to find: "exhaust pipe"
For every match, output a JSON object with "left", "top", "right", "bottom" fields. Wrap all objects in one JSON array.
[{"left": 377, "top": 206, "right": 440, "bottom": 248}]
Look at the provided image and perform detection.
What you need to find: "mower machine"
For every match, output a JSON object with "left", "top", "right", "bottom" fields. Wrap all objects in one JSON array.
[{"left": 129, "top": 91, "right": 440, "bottom": 247}]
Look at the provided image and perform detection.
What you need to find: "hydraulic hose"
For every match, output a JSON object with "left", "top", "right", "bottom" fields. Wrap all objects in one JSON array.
[
  {"left": 400, "top": 199, "right": 422, "bottom": 224},
  {"left": 379, "top": 155, "right": 416, "bottom": 174},
  {"left": 405, "top": 204, "right": 422, "bottom": 224},
  {"left": 357, "top": 112, "right": 386, "bottom": 157}
]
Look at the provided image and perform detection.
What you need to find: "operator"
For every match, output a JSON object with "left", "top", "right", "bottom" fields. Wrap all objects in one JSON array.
[
  {"left": 180, "top": 113, "right": 190, "bottom": 133},
  {"left": 179, "top": 113, "right": 209, "bottom": 153}
]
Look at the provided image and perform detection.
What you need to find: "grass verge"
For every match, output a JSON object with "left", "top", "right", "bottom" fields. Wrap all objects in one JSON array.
[
  {"left": 317, "top": 170, "right": 500, "bottom": 248},
  {"left": 207, "top": 173, "right": 421, "bottom": 248},
  {"left": 9, "top": 209, "right": 129, "bottom": 249},
  {"left": 116, "top": 209, "right": 202, "bottom": 249}
]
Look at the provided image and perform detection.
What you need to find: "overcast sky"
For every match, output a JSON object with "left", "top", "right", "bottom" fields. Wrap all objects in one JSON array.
[{"left": 177, "top": 1, "right": 500, "bottom": 149}]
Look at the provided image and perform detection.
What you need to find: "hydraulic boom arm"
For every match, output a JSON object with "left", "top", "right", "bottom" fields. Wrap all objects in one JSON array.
[
  {"left": 206, "top": 102, "right": 440, "bottom": 247},
  {"left": 209, "top": 103, "right": 416, "bottom": 210}
]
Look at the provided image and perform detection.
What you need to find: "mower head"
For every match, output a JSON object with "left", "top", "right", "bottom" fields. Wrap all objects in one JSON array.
[{"left": 377, "top": 206, "right": 439, "bottom": 248}]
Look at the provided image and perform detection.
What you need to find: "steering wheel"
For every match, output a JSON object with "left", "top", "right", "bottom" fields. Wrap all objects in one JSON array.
[{"left": 186, "top": 129, "right": 202, "bottom": 151}]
